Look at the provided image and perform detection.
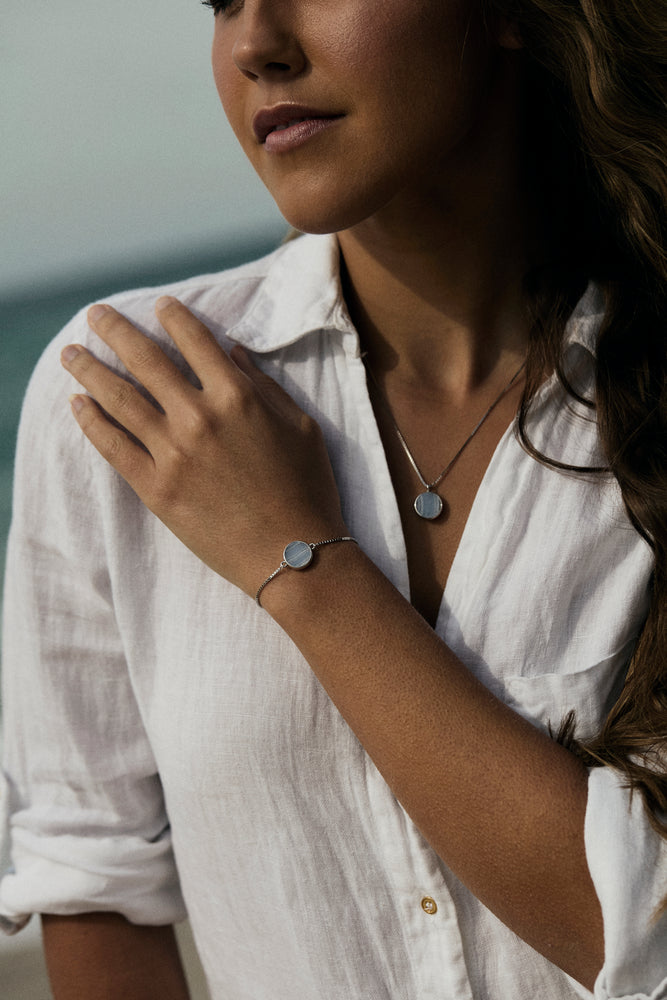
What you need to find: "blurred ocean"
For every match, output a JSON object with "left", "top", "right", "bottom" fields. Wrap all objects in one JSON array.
[{"left": 0, "top": 235, "right": 280, "bottom": 602}]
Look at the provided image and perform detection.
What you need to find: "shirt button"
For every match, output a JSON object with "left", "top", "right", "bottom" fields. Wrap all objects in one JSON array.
[{"left": 421, "top": 896, "right": 438, "bottom": 915}]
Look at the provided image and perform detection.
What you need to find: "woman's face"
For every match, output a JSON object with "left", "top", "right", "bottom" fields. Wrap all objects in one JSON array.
[{"left": 211, "top": 0, "right": 521, "bottom": 234}]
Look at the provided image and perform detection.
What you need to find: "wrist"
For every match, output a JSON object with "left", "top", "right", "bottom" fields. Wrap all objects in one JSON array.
[
  {"left": 255, "top": 535, "right": 359, "bottom": 608},
  {"left": 257, "top": 532, "right": 373, "bottom": 626}
]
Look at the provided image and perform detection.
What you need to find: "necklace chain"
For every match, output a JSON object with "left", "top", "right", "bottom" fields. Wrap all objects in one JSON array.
[{"left": 362, "top": 355, "right": 526, "bottom": 518}]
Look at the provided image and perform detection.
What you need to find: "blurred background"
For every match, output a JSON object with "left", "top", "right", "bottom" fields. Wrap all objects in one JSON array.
[{"left": 1, "top": 2, "right": 286, "bottom": 994}]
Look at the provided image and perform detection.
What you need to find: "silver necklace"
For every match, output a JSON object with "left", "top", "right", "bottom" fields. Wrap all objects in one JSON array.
[{"left": 363, "top": 357, "right": 526, "bottom": 520}]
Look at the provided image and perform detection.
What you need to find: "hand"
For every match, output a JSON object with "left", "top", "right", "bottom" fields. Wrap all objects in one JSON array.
[{"left": 60, "top": 296, "right": 348, "bottom": 597}]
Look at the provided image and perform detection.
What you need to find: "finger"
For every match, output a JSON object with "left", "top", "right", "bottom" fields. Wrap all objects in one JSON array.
[
  {"left": 230, "top": 345, "right": 306, "bottom": 423},
  {"left": 69, "top": 393, "right": 155, "bottom": 487},
  {"left": 61, "top": 344, "right": 163, "bottom": 445},
  {"left": 154, "top": 296, "right": 240, "bottom": 388},
  {"left": 87, "top": 303, "right": 197, "bottom": 407}
]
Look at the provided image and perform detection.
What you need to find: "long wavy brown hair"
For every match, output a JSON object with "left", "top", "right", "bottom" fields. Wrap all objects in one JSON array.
[{"left": 486, "top": 0, "right": 667, "bottom": 855}]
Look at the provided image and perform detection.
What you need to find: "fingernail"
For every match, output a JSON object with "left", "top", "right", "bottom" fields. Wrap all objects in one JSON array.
[
  {"left": 61, "top": 345, "right": 82, "bottom": 364},
  {"left": 88, "top": 303, "right": 111, "bottom": 323},
  {"left": 69, "top": 394, "right": 85, "bottom": 413},
  {"left": 155, "top": 295, "right": 178, "bottom": 312}
]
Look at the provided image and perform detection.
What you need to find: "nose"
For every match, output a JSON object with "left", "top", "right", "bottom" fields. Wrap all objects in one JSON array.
[{"left": 231, "top": 2, "right": 306, "bottom": 82}]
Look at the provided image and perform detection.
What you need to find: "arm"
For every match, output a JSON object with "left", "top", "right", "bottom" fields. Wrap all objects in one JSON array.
[
  {"left": 62, "top": 299, "right": 608, "bottom": 986},
  {"left": 260, "top": 540, "right": 603, "bottom": 987},
  {"left": 42, "top": 913, "right": 191, "bottom": 1000},
  {"left": 0, "top": 308, "right": 186, "bottom": 962}
]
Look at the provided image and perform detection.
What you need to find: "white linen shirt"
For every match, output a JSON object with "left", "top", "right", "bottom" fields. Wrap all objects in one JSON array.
[{"left": 1, "top": 234, "right": 666, "bottom": 1000}]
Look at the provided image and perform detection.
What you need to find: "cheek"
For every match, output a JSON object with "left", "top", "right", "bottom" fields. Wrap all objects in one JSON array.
[{"left": 212, "top": 37, "right": 245, "bottom": 142}]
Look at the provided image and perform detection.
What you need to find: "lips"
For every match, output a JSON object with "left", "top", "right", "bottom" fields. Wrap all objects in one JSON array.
[{"left": 252, "top": 104, "right": 343, "bottom": 144}]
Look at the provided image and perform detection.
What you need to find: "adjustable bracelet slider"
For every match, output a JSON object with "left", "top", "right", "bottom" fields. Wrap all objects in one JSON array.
[{"left": 255, "top": 536, "right": 358, "bottom": 607}]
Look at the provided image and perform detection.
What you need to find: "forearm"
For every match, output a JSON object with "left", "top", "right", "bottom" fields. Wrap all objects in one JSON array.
[
  {"left": 263, "top": 542, "right": 604, "bottom": 989},
  {"left": 42, "top": 913, "right": 191, "bottom": 1000}
]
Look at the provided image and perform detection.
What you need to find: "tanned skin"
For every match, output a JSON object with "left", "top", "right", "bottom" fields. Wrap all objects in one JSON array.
[{"left": 41, "top": 914, "right": 191, "bottom": 1000}]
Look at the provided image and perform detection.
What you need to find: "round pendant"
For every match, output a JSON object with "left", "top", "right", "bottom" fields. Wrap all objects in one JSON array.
[
  {"left": 283, "top": 540, "right": 314, "bottom": 569},
  {"left": 414, "top": 491, "right": 443, "bottom": 520}
]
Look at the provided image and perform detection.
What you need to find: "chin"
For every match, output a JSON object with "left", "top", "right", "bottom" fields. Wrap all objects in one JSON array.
[
  {"left": 279, "top": 214, "right": 346, "bottom": 236},
  {"left": 273, "top": 186, "right": 393, "bottom": 237}
]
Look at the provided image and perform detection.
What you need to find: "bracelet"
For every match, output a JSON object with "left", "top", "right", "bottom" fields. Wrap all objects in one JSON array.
[{"left": 255, "top": 536, "right": 358, "bottom": 607}]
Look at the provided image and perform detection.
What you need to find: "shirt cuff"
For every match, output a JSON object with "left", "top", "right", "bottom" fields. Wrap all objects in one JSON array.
[
  {"left": 0, "top": 823, "right": 187, "bottom": 934},
  {"left": 585, "top": 766, "right": 667, "bottom": 1000}
]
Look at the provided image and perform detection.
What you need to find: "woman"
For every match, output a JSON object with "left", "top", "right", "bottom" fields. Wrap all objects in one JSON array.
[{"left": 1, "top": 1, "right": 666, "bottom": 997}]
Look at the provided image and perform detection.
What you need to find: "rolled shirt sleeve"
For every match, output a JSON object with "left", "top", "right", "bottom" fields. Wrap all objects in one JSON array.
[
  {"left": 0, "top": 314, "right": 186, "bottom": 932},
  {"left": 583, "top": 766, "right": 667, "bottom": 1000}
]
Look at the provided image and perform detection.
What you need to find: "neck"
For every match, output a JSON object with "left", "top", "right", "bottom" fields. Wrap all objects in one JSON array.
[
  {"left": 336, "top": 64, "right": 542, "bottom": 399},
  {"left": 338, "top": 192, "right": 536, "bottom": 399}
]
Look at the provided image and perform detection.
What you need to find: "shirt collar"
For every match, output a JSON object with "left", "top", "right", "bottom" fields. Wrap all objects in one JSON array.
[
  {"left": 225, "top": 231, "right": 605, "bottom": 357},
  {"left": 564, "top": 282, "right": 605, "bottom": 355},
  {"left": 225, "top": 233, "right": 356, "bottom": 353}
]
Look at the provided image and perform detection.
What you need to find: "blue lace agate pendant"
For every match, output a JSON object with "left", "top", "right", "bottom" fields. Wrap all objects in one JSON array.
[{"left": 413, "top": 490, "right": 443, "bottom": 520}]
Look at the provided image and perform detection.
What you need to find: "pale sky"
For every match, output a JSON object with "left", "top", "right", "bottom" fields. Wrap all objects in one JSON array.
[{"left": 2, "top": 2, "right": 284, "bottom": 297}]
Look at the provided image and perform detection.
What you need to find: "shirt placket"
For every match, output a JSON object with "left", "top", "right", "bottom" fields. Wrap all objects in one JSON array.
[
  {"left": 339, "top": 340, "right": 474, "bottom": 999},
  {"left": 365, "top": 761, "right": 475, "bottom": 1000}
]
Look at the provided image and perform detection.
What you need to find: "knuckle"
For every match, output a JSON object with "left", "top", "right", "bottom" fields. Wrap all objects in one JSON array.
[
  {"left": 180, "top": 400, "right": 219, "bottom": 439},
  {"left": 160, "top": 437, "right": 192, "bottom": 477},
  {"left": 224, "top": 380, "right": 253, "bottom": 417},
  {"left": 129, "top": 342, "right": 161, "bottom": 374},
  {"left": 101, "top": 430, "right": 126, "bottom": 463},
  {"left": 110, "top": 380, "right": 135, "bottom": 412}
]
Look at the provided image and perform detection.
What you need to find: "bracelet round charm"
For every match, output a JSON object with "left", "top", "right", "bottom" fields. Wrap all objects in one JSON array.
[
  {"left": 283, "top": 540, "right": 315, "bottom": 569},
  {"left": 255, "top": 536, "right": 358, "bottom": 607}
]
